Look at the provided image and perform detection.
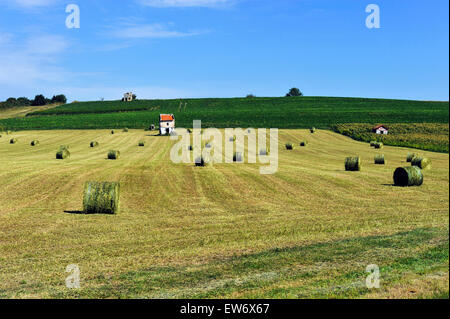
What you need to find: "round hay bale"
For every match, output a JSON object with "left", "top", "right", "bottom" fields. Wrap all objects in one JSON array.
[
  {"left": 187, "top": 128, "right": 192, "bottom": 134},
  {"left": 56, "top": 149, "right": 70, "bottom": 159},
  {"left": 406, "top": 152, "right": 418, "bottom": 162},
  {"left": 374, "top": 142, "right": 384, "bottom": 149},
  {"left": 229, "top": 136, "right": 236, "bottom": 142},
  {"left": 188, "top": 145, "right": 193, "bottom": 151},
  {"left": 345, "top": 157, "right": 361, "bottom": 171},
  {"left": 7, "top": 131, "right": 11, "bottom": 135},
  {"left": 83, "top": 181, "right": 120, "bottom": 214},
  {"left": 90, "top": 141, "right": 99, "bottom": 148},
  {"left": 374, "top": 154, "right": 385, "bottom": 165},
  {"left": 138, "top": 141, "right": 145, "bottom": 147},
  {"left": 285, "top": 143, "right": 294, "bottom": 150},
  {"left": 259, "top": 149, "right": 268, "bottom": 156},
  {"left": 370, "top": 141, "right": 377, "bottom": 147},
  {"left": 108, "top": 150, "right": 120, "bottom": 160},
  {"left": 233, "top": 152, "right": 243, "bottom": 163},
  {"left": 150, "top": 124, "right": 155, "bottom": 131},
  {"left": 123, "top": 128, "right": 129, "bottom": 132},
  {"left": 31, "top": 140, "right": 40, "bottom": 146},
  {"left": 411, "top": 157, "right": 431, "bottom": 170},
  {"left": 10, "top": 138, "right": 17, "bottom": 144},
  {"left": 310, "top": 127, "right": 316, "bottom": 133},
  {"left": 195, "top": 156, "right": 211, "bottom": 167},
  {"left": 111, "top": 130, "right": 115, "bottom": 135},
  {"left": 300, "top": 141, "right": 308, "bottom": 147},
  {"left": 205, "top": 143, "right": 212, "bottom": 148},
  {"left": 394, "top": 166, "right": 423, "bottom": 187}
]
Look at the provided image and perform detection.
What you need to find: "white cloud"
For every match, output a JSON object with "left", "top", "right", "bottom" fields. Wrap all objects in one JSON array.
[
  {"left": 138, "top": 0, "right": 231, "bottom": 8},
  {"left": 110, "top": 23, "right": 204, "bottom": 39},
  {"left": 3, "top": 0, "right": 59, "bottom": 8}
]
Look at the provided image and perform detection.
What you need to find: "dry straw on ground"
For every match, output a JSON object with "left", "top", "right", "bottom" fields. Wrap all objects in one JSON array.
[
  {"left": 83, "top": 181, "right": 120, "bottom": 214},
  {"left": 345, "top": 157, "right": 361, "bottom": 171},
  {"left": 394, "top": 166, "right": 423, "bottom": 187}
]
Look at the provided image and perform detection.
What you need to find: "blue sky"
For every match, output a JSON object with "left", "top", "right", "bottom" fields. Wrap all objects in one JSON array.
[{"left": 0, "top": 0, "right": 448, "bottom": 101}]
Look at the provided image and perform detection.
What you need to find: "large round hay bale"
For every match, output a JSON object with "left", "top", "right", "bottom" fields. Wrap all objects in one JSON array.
[
  {"left": 123, "top": 128, "right": 129, "bottom": 132},
  {"left": 370, "top": 141, "right": 377, "bottom": 147},
  {"left": 83, "top": 181, "right": 120, "bottom": 214},
  {"left": 187, "top": 128, "right": 192, "bottom": 134},
  {"left": 10, "top": 138, "right": 17, "bottom": 144},
  {"left": 56, "top": 149, "right": 70, "bottom": 159},
  {"left": 205, "top": 143, "right": 212, "bottom": 148},
  {"left": 411, "top": 157, "right": 431, "bottom": 170},
  {"left": 108, "top": 150, "right": 120, "bottom": 160},
  {"left": 259, "top": 149, "right": 268, "bottom": 155},
  {"left": 150, "top": 124, "right": 155, "bottom": 131},
  {"left": 406, "top": 152, "right": 418, "bottom": 162},
  {"left": 111, "top": 130, "right": 115, "bottom": 135},
  {"left": 374, "top": 154, "right": 385, "bottom": 165},
  {"left": 285, "top": 143, "right": 294, "bottom": 150},
  {"left": 188, "top": 145, "right": 193, "bottom": 151},
  {"left": 394, "top": 166, "right": 423, "bottom": 187},
  {"left": 300, "top": 141, "right": 308, "bottom": 147},
  {"left": 233, "top": 152, "right": 243, "bottom": 162},
  {"left": 310, "top": 127, "right": 316, "bottom": 133},
  {"left": 374, "top": 142, "right": 384, "bottom": 149},
  {"left": 345, "top": 157, "right": 361, "bottom": 171},
  {"left": 31, "top": 140, "right": 40, "bottom": 146},
  {"left": 90, "top": 141, "right": 99, "bottom": 148},
  {"left": 138, "top": 141, "right": 145, "bottom": 147}
]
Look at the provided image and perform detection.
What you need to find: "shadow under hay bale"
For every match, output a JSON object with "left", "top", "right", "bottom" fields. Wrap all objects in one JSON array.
[
  {"left": 345, "top": 157, "right": 361, "bottom": 171},
  {"left": 10, "top": 138, "right": 17, "bottom": 144},
  {"left": 285, "top": 143, "right": 294, "bottom": 150},
  {"left": 31, "top": 140, "right": 40, "bottom": 146},
  {"left": 56, "top": 149, "right": 70, "bottom": 159},
  {"left": 90, "top": 141, "right": 99, "bottom": 148},
  {"left": 411, "top": 156, "right": 431, "bottom": 170},
  {"left": 138, "top": 141, "right": 145, "bottom": 147},
  {"left": 195, "top": 156, "right": 211, "bottom": 167},
  {"left": 394, "top": 166, "right": 423, "bottom": 187},
  {"left": 233, "top": 152, "right": 243, "bottom": 163},
  {"left": 83, "top": 181, "right": 120, "bottom": 214},
  {"left": 108, "top": 150, "right": 120, "bottom": 160},
  {"left": 374, "top": 154, "right": 385, "bottom": 165}
]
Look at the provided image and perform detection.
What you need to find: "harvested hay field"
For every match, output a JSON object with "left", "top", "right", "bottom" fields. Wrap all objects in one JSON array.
[{"left": 0, "top": 129, "right": 448, "bottom": 299}]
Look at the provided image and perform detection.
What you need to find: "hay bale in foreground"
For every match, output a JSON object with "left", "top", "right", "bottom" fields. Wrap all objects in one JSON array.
[
  {"left": 394, "top": 166, "right": 423, "bottom": 187},
  {"left": 233, "top": 152, "right": 243, "bottom": 162},
  {"left": 56, "top": 149, "right": 70, "bottom": 159},
  {"left": 345, "top": 157, "right": 361, "bottom": 171},
  {"left": 300, "top": 141, "right": 308, "bottom": 147},
  {"left": 374, "top": 142, "right": 384, "bottom": 149},
  {"left": 31, "top": 140, "right": 40, "bottom": 146},
  {"left": 374, "top": 154, "right": 385, "bottom": 165},
  {"left": 108, "top": 150, "right": 120, "bottom": 160},
  {"left": 285, "top": 143, "right": 294, "bottom": 150},
  {"left": 10, "top": 138, "right": 17, "bottom": 144},
  {"left": 138, "top": 141, "right": 145, "bottom": 147},
  {"left": 411, "top": 157, "right": 431, "bottom": 170},
  {"left": 83, "top": 181, "right": 120, "bottom": 214},
  {"left": 90, "top": 141, "right": 99, "bottom": 148},
  {"left": 406, "top": 152, "right": 418, "bottom": 162}
]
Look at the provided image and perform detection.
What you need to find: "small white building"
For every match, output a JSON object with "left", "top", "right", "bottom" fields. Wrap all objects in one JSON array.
[
  {"left": 123, "top": 92, "right": 133, "bottom": 102},
  {"left": 159, "top": 114, "right": 175, "bottom": 135},
  {"left": 373, "top": 124, "right": 389, "bottom": 135}
]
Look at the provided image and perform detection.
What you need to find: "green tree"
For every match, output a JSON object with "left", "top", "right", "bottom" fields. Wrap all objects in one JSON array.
[
  {"left": 51, "top": 94, "right": 67, "bottom": 104},
  {"left": 32, "top": 94, "right": 47, "bottom": 106},
  {"left": 286, "top": 88, "right": 303, "bottom": 97}
]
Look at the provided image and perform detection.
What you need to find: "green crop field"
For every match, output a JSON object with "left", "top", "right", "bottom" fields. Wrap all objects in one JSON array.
[
  {"left": 0, "top": 129, "right": 448, "bottom": 298},
  {"left": 1, "top": 97, "right": 448, "bottom": 131}
]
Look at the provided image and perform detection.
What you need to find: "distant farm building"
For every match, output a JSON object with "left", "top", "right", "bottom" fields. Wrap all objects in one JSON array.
[
  {"left": 123, "top": 92, "right": 133, "bottom": 102},
  {"left": 373, "top": 124, "right": 389, "bottom": 135},
  {"left": 159, "top": 114, "right": 175, "bottom": 135}
]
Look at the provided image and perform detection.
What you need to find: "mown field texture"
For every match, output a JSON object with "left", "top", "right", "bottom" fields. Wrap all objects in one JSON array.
[
  {"left": 0, "top": 129, "right": 448, "bottom": 298},
  {"left": 332, "top": 123, "right": 450, "bottom": 153},
  {"left": 1, "top": 97, "right": 448, "bottom": 130}
]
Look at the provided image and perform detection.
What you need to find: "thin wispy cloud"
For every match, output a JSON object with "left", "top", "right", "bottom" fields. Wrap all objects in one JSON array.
[
  {"left": 110, "top": 23, "right": 205, "bottom": 39},
  {"left": 137, "top": 0, "right": 231, "bottom": 8},
  {"left": 2, "top": 0, "right": 59, "bottom": 8}
]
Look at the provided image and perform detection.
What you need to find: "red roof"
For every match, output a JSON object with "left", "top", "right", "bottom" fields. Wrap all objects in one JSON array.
[
  {"left": 160, "top": 114, "right": 174, "bottom": 122},
  {"left": 373, "top": 124, "right": 388, "bottom": 130}
]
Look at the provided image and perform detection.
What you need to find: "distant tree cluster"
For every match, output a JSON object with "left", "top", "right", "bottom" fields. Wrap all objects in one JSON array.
[
  {"left": 286, "top": 88, "right": 303, "bottom": 97},
  {"left": 0, "top": 94, "right": 67, "bottom": 109}
]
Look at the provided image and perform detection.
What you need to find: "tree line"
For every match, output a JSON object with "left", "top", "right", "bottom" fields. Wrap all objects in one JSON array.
[{"left": 0, "top": 94, "right": 67, "bottom": 110}]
